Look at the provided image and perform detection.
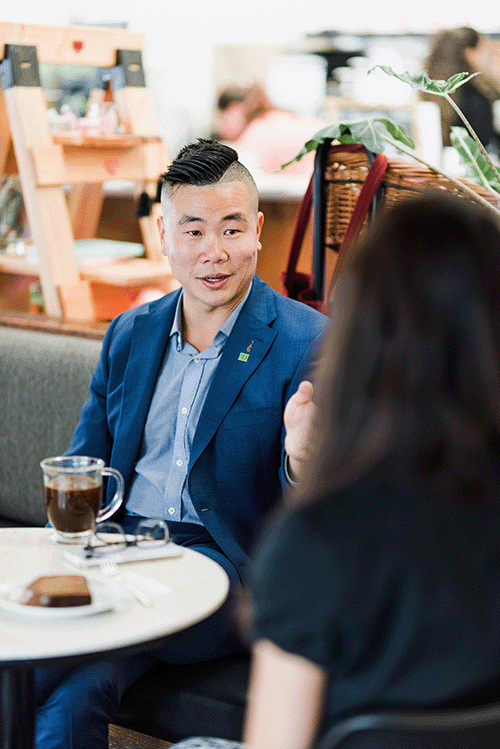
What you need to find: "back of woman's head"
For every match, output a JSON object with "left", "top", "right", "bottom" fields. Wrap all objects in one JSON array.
[
  {"left": 421, "top": 27, "right": 496, "bottom": 145},
  {"left": 426, "top": 27, "right": 480, "bottom": 74},
  {"left": 305, "top": 192, "right": 500, "bottom": 505}
]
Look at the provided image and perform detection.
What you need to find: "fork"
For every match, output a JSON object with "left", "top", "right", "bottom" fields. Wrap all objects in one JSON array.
[{"left": 99, "top": 557, "right": 154, "bottom": 607}]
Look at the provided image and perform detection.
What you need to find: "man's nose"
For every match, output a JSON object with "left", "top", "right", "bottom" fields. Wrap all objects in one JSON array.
[{"left": 204, "top": 236, "right": 228, "bottom": 262}]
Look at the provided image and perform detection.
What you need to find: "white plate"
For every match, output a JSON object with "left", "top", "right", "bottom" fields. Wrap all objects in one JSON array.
[{"left": 0, "top": 574, "right": 123, "bottom": 618}]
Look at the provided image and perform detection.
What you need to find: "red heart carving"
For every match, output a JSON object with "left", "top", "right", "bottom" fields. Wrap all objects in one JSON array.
[
  {"left": 105, "top": 160, "right": 119, "bottom": 175},
  {"left": 73, "top": 40, "right": 84, "bottom": 53}
]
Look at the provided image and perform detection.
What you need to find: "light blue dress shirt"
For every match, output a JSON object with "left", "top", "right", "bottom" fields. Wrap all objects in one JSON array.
[{"left": 125, "top": 284, "right": 252, "bottom": 524}]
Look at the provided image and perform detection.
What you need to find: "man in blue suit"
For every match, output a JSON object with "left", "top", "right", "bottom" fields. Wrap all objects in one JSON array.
[{"left": 35, "top": 139, "right": 327, "bottom": 748}]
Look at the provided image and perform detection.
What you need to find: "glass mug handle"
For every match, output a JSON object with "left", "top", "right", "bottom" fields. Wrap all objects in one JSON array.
[{"left": 97, "top": 467, "right": 124, "bottom": 523}]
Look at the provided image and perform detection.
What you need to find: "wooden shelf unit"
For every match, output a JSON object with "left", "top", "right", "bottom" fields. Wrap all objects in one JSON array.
[{"left": 0, "top": 22, "right": 175, "bottom": 322}]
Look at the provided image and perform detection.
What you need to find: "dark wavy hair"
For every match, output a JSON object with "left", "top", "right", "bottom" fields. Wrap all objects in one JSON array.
[{"left": 301, "top": 191, "right": 500, "bottom": 505}]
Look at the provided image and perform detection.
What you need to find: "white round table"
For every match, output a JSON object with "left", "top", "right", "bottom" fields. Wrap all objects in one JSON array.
[{"left": 0, "top": 527, "right": 230, "bottom": 748}]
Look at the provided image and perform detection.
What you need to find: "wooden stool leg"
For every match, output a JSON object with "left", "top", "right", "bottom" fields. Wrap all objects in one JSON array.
[
  {"left": 109, "top": 724, "right": 172, "bottom": 749},
  {"left": 4, "top": 86, "right": 95, "bottom": 320},
  {"left": 68, "top": 183, "right": 105, "bottom": 240},
  {"left": 0, "top": 89, "right": 10, "bottom": 176}
]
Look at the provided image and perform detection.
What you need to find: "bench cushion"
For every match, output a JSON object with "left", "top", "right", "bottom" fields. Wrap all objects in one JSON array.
[{"left": 0, "top": 327, "right": 101, "bottom": 525}]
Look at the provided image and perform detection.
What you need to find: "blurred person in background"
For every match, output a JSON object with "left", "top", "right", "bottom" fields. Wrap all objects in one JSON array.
[
  {"left": 214, "top": 81, "right": 325, "bottom": 176},
  {"left": 422, "top": 26, "right": 500, "bottom": 153}
]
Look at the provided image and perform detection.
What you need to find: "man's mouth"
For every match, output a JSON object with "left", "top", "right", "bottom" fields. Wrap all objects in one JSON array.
[{"left": 200, "top": 274, "right": 230, "bottom": 289}]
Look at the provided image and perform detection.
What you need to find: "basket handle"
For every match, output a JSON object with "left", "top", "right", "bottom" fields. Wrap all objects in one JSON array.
[{"left": 281, "top": 174, "right": 314, "bottom": 297}]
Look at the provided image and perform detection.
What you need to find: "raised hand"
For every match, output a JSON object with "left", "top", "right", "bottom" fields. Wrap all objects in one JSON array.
[{"left": 284, "top": 380, "right": 316, "bottom": 481}]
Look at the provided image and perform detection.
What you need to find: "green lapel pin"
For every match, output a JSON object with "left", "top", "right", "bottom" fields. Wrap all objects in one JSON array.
[{"left": 238, "top": 340, "right": 254, "bottom": 362}]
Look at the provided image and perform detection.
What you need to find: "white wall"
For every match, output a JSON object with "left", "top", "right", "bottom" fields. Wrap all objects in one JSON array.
[{"left": 3, "top": 1, "right": 500, "bottom": 155}]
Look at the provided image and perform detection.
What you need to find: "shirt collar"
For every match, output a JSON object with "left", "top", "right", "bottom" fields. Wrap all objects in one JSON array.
[{"left": 169, "top": 281, "right": 253, "bottom": 349}]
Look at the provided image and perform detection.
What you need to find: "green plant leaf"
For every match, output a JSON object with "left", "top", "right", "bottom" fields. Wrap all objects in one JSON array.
[
  {"left": 369, "top": 65, "right": 481, "bottom": 95},
  {"left": 281, "top": 118, "right": 415, "bottom": 168},
  {"left": 449, "top": 126, "right": 500, "bottom": 193},
  {"left": 375, "top": 118, "right": 415, "bottom": 148},
  {"left": 280, "top": 123, "right": 358, "bottom": 167}
]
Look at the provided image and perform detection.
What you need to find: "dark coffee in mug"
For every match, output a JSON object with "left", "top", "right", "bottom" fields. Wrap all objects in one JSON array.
[
  {"left": 41, "top": 455, "right": 124, "bottom": 543},
  {"left": 44, "top": 475, "right": 102, "bottom": 534}
]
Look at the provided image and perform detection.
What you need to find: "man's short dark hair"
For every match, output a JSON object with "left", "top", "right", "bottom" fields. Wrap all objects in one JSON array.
[
  {"left": 159, "top": 138, "right": 259, "bottom": 210},
  {"left": 161, "top": 139, "right": 238, "bottom": 187}
]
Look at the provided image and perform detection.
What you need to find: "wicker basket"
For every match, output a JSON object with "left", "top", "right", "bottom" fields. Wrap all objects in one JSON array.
[{"left": 324, "top": 149, "right": 500, "bottom": 251}]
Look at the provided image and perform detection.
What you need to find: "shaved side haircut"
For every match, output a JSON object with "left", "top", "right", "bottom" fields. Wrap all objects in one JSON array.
[{"left": 160, "top": 138, "right": 259, "bottom": 212}]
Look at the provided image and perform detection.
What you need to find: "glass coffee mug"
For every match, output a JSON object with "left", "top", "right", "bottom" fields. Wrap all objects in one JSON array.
[{"left": 40, "top": 456, "right": 124, "bottom": 544}]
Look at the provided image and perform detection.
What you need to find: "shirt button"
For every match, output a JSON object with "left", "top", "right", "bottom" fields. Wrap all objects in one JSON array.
[
  {"left": 176, "top": 459, "right": 183, "bottom": 467},
  {"left": 168, "top": 507, "right": 175, "bottom": 515},
  {"left": 181, "top": 407, "right": 188, "bottom": 415},
  {"left": 194, "top": 358, "right": 200, "bottom": 363}
]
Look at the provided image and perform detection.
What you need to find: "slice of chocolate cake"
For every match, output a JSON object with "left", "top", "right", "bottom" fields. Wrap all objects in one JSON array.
[{"left": 19, "top": 575, "right": 92, "bottom": 607}]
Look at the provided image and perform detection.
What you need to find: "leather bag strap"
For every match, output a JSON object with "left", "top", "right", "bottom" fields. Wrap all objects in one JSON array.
[{"left": 282, "top": 174, "right": 314, "bottom": 295}]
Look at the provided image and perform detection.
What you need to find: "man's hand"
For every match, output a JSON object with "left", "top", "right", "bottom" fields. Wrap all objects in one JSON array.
[{"left": 284, "top": 380, "right": 316, "bottom": 482}]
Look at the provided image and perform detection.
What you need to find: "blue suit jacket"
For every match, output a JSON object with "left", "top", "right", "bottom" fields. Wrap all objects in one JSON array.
[{"left": 68, "top": 276, "right": 327, "bottom": 578}]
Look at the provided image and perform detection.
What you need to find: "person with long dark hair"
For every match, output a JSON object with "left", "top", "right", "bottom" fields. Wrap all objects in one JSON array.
[
  {"left": 245, "top": 191, "right": 500, "bottom": 748},
  {"left": 422, "top": 27, "right": 500, "bottom": 150}
]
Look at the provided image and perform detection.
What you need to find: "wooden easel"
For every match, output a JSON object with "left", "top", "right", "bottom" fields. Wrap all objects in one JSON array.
[{"left": 0, "top": 22, "right": 175, "bottom": 321}]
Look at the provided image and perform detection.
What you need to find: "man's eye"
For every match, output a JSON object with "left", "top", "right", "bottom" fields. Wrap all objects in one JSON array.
[
  {"left": 187, "top": 230, "right": 202, "bottom": 236},
  {"left": 224, "top": 228, "right": 240, "bottom": 235}
]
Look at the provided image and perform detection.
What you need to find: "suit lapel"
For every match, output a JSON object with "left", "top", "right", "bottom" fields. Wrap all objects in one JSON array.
[
  {"left": 114, "top": 293, "right": 179, "bottom": 478},
  {"left": 189, "top": 280, "right": 278, "bottom": 469}
]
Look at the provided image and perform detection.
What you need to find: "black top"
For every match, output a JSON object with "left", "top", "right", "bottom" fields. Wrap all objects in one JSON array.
[
  {"left": 456, "top": 84, "right": 500, "bottom": 151},
  {"left": 251, "top": 482, "right": 500, "bottom": 734}
]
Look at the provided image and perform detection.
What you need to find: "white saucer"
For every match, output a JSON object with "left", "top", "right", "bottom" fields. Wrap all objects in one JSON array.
[
  {"left": 48, "top": 531, "right": 92, "bottom": 545},
  {"left": 0, "top": 574, "right": 125, "bottom": 618}
]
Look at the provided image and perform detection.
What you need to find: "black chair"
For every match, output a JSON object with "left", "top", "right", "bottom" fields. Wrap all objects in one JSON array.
[
  {"left": 114, "top": 652, "right": 250, "bottom": 743},
  {"left": 317, "top": 702, "right": 500, "bottom": 749}
]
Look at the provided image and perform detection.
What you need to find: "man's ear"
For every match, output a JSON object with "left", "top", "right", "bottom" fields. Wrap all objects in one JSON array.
[
  {"left": 256, "top": 211, "right": 264, "bottom": 250},
  {"left": 157, "top": 215, "right": 167, "bottom": 256}
]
